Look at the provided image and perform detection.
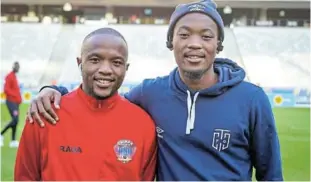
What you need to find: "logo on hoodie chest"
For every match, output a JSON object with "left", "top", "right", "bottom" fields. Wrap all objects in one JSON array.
[{"left": 212, "top": 129, "right": 231, "bottom": 151}]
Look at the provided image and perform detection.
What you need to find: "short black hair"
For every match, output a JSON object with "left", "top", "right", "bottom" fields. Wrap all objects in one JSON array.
[{"left": 83, "top": 27, "right": 127, "bottom": 45}]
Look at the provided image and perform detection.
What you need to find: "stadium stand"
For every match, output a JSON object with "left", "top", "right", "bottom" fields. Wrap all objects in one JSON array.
[
  {"left": 1, "top": 23, "right": 62, "bottom": 88},
  {"left": 233, "top": 27, "right": 310, "bottom": 88},
  {"left": 1, "top": 23, "right": 310, "bottom": 89}
]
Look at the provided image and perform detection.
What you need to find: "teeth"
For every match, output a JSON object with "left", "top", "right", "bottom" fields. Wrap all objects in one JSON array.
[
  {"left": 98, "top": 80, "right": 110, "bottom": 84},
  {"left": 188, "top": 56, "right": 200, "bottom": 58}
]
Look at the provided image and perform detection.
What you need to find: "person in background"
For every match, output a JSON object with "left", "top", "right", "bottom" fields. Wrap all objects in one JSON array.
[{"left": 1, "top": 61, "right": 22, "bottom": 148}]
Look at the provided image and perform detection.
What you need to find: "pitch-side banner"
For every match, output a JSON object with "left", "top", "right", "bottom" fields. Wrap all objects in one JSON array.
[
  {"left": 1, "top": 84, "right": 310, "bottom": 108},
  {"left": 264, "top": 88, "right": 310, "bottom": 108},
  {"left": 0, "top": 82, "right": 139, "bottom": 104}
]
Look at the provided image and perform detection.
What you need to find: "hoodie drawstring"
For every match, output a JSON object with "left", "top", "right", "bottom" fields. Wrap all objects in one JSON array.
[{"left": 186, "top": 91, "right": 199, "bottom": 134}]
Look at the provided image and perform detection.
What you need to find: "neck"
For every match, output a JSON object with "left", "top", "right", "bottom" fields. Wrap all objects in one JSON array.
[
  {"left": 81, "top": 84, "right": 100, "bottom": 100},
  {"left": 179, "top": 67, "right": 218, "bottom": 91},
  {"left": 82, "top": 83, "right": 92, "bottom": 98}
]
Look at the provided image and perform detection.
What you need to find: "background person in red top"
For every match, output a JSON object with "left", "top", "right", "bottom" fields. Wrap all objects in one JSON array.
[
  {"left": 1, "top": 62, "right": 22, "bottom": 148},
  {"left": 14, "top": 28, "right": 157, "bottom": 181}
]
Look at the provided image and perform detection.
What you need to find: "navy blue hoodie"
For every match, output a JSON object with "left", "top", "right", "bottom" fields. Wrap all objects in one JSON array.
[{"left": 54, "top": 58, "right": 283, "bottom": 181}]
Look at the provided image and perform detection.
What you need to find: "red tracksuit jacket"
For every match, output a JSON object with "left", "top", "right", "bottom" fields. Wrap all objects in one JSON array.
[
  {"left": 15, "top": 87, "right": 157, "bottom": 181},
  {"left": 4, "top": 71, "right": 22, "bottom": 104}
]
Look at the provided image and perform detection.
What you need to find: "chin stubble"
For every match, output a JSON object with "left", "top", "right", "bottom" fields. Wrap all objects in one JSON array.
[{"left": 183, "top": 69, "right": 208, "bottom": 80}]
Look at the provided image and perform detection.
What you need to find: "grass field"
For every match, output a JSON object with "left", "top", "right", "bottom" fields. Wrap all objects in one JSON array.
[{"left": 0, "top": 104, "right": 310, "bottom": 181}]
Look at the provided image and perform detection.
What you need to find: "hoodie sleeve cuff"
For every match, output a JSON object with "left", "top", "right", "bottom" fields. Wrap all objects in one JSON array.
[{"left": 39, "top": 85, "right": 69, "bottom": 96}]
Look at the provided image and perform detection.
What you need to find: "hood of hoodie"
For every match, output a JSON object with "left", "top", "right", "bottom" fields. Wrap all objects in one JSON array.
[{"left": 169, "top": 58, "right": 246, "bottom": 97}]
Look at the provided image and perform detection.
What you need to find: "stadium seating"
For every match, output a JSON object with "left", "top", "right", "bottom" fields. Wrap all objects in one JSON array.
[
  {"left": 233, "top": 27, "right": 310, "bottom": 88},
  {"left": 1, "top": 23, "right": 61, "bottom": 88},
  {"left": 1, "top": 23, "right": 309, "bottom": 89},
  {"left": 58, "top": 24, "right": 178, "bottom": 85}
]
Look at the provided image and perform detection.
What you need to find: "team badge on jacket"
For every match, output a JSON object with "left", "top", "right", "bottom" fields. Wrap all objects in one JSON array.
[{"left": 114, "top": 140, "right": 136, "bottom": 163}]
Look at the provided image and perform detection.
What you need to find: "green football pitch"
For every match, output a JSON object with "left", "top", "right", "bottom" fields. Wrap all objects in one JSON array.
[{"left": 1, "top": 104, "right": 310, "bottom": 181}]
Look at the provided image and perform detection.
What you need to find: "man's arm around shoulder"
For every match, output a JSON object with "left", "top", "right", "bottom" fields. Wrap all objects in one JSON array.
[
  {"left": 250, "top": 88, "right": 283, "bottom": 181},
  {"left": 15, "top": 119, "right": 43, "bottom": 181}
]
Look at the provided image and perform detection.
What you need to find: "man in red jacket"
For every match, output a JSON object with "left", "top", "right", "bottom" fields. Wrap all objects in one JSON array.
[
  {"left": 14, "top": 28, "right": 157, "bottom": 181},
  {"left": 1, "top": 62, "right": 22, "bottom": 148}
]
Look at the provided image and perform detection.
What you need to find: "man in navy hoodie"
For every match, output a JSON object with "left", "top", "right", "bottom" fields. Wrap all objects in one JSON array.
[{"left": 26, "top": 0, "right": 283, "bottom": 180}]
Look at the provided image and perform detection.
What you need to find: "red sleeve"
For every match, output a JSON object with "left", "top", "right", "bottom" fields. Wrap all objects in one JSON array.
[
  {"left": 141, "top": 117, "right": 157, "bottom": 181},
  {"left": 14, "top": 120, "right": 42, "bottom": 181}
]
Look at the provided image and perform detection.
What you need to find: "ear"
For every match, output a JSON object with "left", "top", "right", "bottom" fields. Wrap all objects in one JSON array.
[
  {"left": 216, "top": 41, "right": 223, "bottom": 54},
  {"left": 126, "top": 63, "right": 130, "bottom": 71},
  {"left": 77, "top": 57, "right": 83, "bottom": 76},
  {"left": 76, "top": 57, "right": 82, "bottom": 66},
  {"left": 166, "top": 41, "right": 174, "bottom": 51}
]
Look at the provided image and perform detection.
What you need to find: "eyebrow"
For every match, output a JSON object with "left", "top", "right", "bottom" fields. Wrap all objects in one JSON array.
[
  {"left": 177, "top": 25, "right": 214, "bottom": 34},
  {"left": 86, "top": 52, "right": 126, "bottom": 61},
  {"left": 112, "top": 56, "right": 126, "bottom": 62},
  {"left": 85, "top": 53, "right": 103, "bottom": 59},
  {"left": 177, "top": 25, "right": 192, "bottom": 32}
]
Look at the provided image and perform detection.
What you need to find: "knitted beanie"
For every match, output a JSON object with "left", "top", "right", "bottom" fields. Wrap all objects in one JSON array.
[{"left": 166, "top": 0, "right": 225, "bottom": 47}]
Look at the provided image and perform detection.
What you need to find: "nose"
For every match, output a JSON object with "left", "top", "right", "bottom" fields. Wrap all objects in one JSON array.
[
  {"left": 187, "top": 35, "right": 203, "bottom": 49},
  {"left": 98, "top": 61, "right": 113, "bottom": 75}
]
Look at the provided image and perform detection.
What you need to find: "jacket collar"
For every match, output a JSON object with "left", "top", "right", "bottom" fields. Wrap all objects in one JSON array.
[{"left": 77, "top": 85, "right": 120, "bottom": 111}]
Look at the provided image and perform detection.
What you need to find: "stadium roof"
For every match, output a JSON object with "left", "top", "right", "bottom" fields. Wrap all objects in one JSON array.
[{"left": 2, "top": 0, "right": 310, "bottom": 9}]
